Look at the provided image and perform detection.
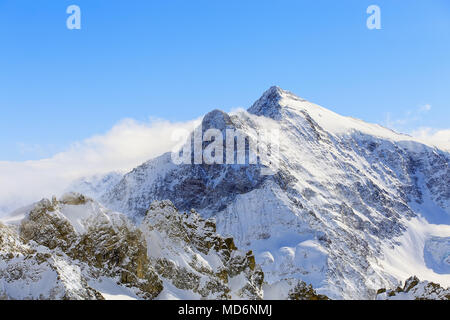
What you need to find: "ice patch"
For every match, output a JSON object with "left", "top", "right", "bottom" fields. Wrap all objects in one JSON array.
[{"left": 424, "top": 236, "right": 450, "bottom": 274}]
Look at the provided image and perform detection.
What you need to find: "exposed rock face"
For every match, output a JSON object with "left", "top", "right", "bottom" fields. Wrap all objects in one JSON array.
[
  {"left": 17, "top": 193, "right": 163, "bottom": 299},
  {"left": 102, "top": 101, "right": 270, "bottom": 219},
  {"left": 288, "top": 281, "right": 329, "bottom": 301},
  {"left": 101, "top": 87, "right": 450, "bottom": 299},
  {"left": 0, "top": 222, "right": 30, "bottom": 256},
  {"left": 20, "top": 198, "right": 78, "bottom": 251},
  {"left": 376, "top": 276, "right": 450, "bottom": 300},
  {"left": 0, "top": 251, "right": 104, "bottom": 300},
  {"left": 103, "top": 149, "right": 267, "bottom": 219},
  {"left": 247, "top": 86, "right": 305, "bottom": 120},
  {"left": 262, "top": 278, "right": 329, "bottom": 300},
  {"left": 140, "top": 200, "right": 264, "bottom": 299},
  {"left": 1, "top": 219, "right": 102, "bottom": 300},
  {"left": 201, "top": 109, "right": 234, "bottom": 132}
]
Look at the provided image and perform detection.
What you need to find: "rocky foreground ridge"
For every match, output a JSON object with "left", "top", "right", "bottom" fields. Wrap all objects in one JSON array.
[
  {"left": 0, "top": 193, "right": 327, "bottom": 300},
  {"left": 376, "top": 276, "right": 450, "bottom": 300},
  {"left": 1, "top": 193, "right": 446, "bottom": 300}
]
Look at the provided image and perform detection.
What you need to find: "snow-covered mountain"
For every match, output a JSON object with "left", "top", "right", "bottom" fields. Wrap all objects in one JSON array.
[
  {"left": 1, "top": 87, "right": 449, "bottom": 300},
  {"left": 101, "top": 87, "right": 450, "bottom": 299}
]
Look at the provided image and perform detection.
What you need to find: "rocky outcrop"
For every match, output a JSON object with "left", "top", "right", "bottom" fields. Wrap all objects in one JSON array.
[
  {"left": 0, "top": 194, "right": 276, "bottom": 300},
  {"left": 1, "top": 219, "right": 103, "bottom": 300},
  {"left": 0, "top": 251, "right": 104, "bottom": 300},
  {"left": 376, "top": 276, "right": 450, "bottom": 300},
  {"left": 141, "top": 200, "right": 264, "bottom": 299},
  {"left": 20, "top": 198, "right": 78, "bottom": 251},
  {"left": 287, "top": 280, "right": 329, "bottom": 301},
  {"left": 17, "top": 193, "right": 163, "bottom": 299}
]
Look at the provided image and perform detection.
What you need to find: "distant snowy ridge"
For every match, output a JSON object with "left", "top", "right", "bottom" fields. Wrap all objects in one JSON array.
[{"left": 65, "top": 171, "right": 124, "bottom": 201}]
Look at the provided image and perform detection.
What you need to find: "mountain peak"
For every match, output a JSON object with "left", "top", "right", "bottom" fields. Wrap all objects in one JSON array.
[
  {"left": 263, "top": 85, "right": 286, "bottom": 96},
  {"left": 201, "top": 109, "right": 233, "bottom": 131},
  {"left": 247, "top": 86, "right": 298, "bottom": 120}
]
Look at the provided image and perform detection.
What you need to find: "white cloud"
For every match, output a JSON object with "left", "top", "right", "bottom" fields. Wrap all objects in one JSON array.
[
  {"left": 383, "top": 103, "right": 450, "bottom": 152},
  {"left": 0, "top": 117, "right": 200, "bottom": 215},
  {"left": 420, "top": 104, "right": 432, "bottom": 112},
  {"left": 411, "top": 128, "right": 450, "bottom": 152},
  {"left": 384, "top": 104, "right": 432, "bottom": 131}
]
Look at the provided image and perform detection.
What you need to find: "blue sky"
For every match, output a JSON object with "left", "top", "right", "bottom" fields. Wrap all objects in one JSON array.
[{"left": 0, "top": 0, "right": 449, "bottom": 161}]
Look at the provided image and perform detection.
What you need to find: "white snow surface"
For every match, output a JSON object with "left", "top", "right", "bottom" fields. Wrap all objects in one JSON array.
[{"left": 375, "top": 217, "right": 450, "bottom": 287}]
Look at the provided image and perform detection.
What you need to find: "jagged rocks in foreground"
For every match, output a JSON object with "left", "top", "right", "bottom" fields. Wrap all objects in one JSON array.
[
  {"left": 2, "top": 195, "right": 447, "bottom": 300},
  {"left": 0, "top": 193, "right": 270, "bottom": 300},
  {"left": 376, "top": 276, "right": 450, "bottom": 300},
  {"left": 141, "top": 200, "right": 264, "bottom": 299},
  {"left": 2, "top": 193, "right": 162, "bottom": 300},
  {"left": 263, "top": 278, "right": 329, "bottom": 300}
]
